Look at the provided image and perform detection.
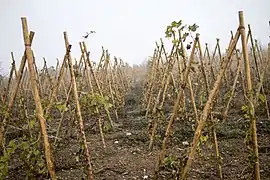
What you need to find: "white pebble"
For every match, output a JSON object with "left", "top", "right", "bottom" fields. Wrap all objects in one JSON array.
[
  {"left": 182, "top": 141, "right": 189, "bottom": 146},
  {"left": 143, "top": 175, "right": 148, "bottom": 179},
  {"left": 126, "top": 132, "right": 132, "bottom": 136}
]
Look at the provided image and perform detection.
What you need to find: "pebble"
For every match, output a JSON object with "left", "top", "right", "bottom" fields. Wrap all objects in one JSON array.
[
  {"left": 126, "top": 132, "right": 132, "bottom": 136},
  {"left": 182, "top": 141, "right": 189, "bottom": 146}
]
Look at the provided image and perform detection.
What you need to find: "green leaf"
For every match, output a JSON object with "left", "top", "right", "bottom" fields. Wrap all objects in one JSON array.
[
  {"left": 172, "top": 39, "right": 179, "bottom": 45},
  {"left": 200, "top": 134, "right": 208, "bottom": 143},
  {"left": 244, "top": 114, "right": 249, "bottom": 119},
  {"left": 188, "top": 24, "right": 199, "bottom": 32},
  {"left": 55, "top": 102, "right": 68, "bottom": 112},
  {"left": 165, "top": 33, "right": 172, "bottom": 38},
  {"left": 104, "top": 96, "right": 109, "bottom": 101},
  {"left": 171, "top": 21, "right": 178, "bottom": 27},
  {"left": 105, "top": 102, "right": 113, "bottom": 110},
  {"left": 177, "top": 20, "right": 182, "bottom": 27},
  {"left": 33, "top": 149, "right": 39, "bottom": 156},
  {"left": 241, "top": 105, "right": 248, "bottom": 112},
  {"left": 182, "top": 32, "right": 189, "bottom": 42},
  {"left": 259, "top": 94, "right": 266, "bottom": 103},
  {"left": 6, "top": 145, "right": 16, "bottom": 154},
  {"left": 20, "top": 141, "right": 30, "bottom": 150},
  {"left": 8, "top": 140, "right": 16, "bottom": 149},
  {"left": 171, "top": 20, "right": 182, "bottom": 28},
  {"left": 29, "top": 119, "right": 36, "bottom": 129},
  {"left": 165, "top": 26, "right": 173, "bottom": 38}
]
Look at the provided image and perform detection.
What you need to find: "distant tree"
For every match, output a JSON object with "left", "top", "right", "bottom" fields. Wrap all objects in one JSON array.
[
  {"left": 0, "top": 61, "right": 3, "bottom": 76},
  {"left": 47, "top": 66, "right": 55, "bottom": 73}
]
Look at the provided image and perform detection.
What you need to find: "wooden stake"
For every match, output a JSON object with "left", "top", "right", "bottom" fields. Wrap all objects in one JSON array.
[
  {"left": 21, "top": 17, "right": 56, "bottom": 180},
  {"left": 64, "top": 32, "right": 94, "bottom": 180},
  {"left": 153, "top": 34, "right": 199, "bottom": 179},
  {"left": 181, "top": 29, "right": 240, "bottom": 180},
  {"left": 0, "top": 31, "right": 35, "bottom": 149},
  {"left": 238, "top": 11, "right": 260, "bottom": 180}
]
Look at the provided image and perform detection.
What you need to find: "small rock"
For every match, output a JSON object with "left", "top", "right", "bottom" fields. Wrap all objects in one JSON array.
[
  {"left": 143, "top": 175, "right": 148, "bottom": 179},
  {"left": 182, "top": 141, "right": 189, "bottom": 146},
  {"left": 75, "top": 155, "right": 79, "bottom": 162},
  {"left": 122, "top": 171, "right": 129, "bottom": 175},
  {"left": 126, "top": 132, "right": 132, "bottom": 136},
  {"left": 114, "top": 140, "right": 119, "bottom": 144}
]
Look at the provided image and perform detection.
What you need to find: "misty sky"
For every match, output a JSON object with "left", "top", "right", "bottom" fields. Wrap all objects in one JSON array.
[{"left": 0, "top": 0, "right": 269, "bottom": 74}]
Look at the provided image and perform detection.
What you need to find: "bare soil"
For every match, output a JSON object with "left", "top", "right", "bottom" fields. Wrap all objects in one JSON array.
[{"left": 5, "top": 85, "right": 270, "bottom": 180}]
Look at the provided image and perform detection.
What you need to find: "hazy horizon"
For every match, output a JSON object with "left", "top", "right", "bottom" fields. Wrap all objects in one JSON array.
[{"left": 0, "top": 0, "right": 269, "bottom": 74}]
